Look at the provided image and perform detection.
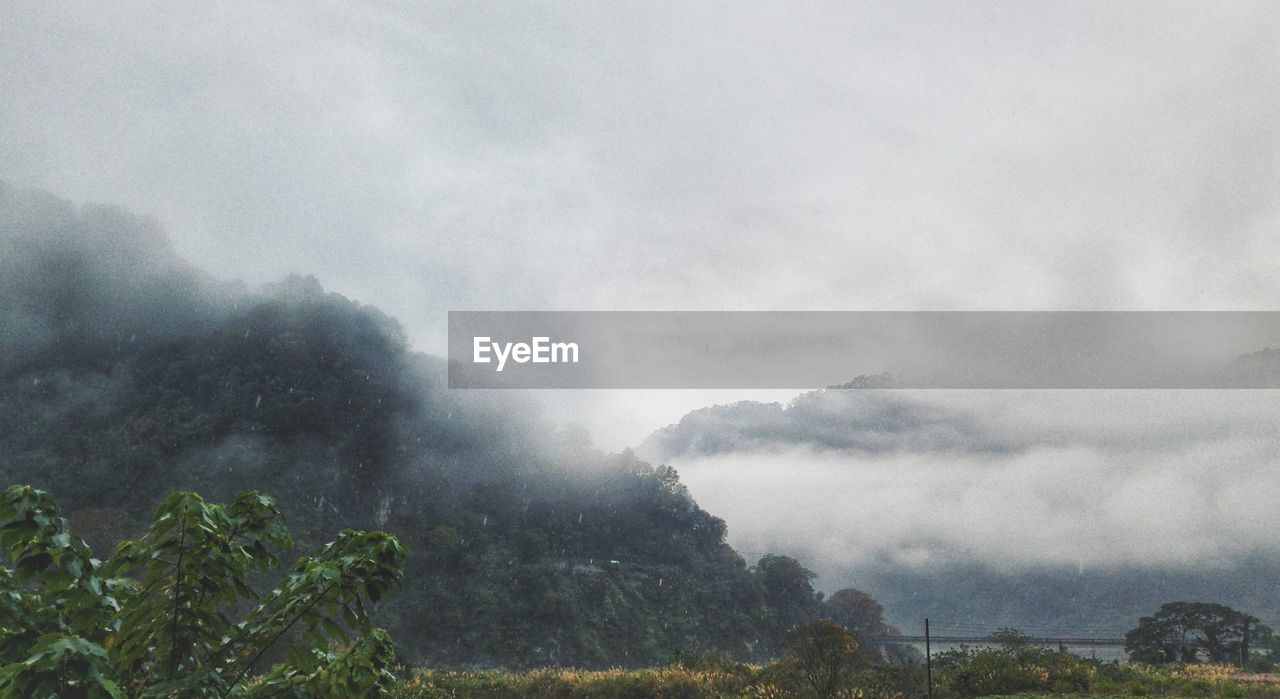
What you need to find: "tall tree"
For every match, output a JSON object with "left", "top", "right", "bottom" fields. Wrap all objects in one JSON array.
[{"left": 827, "top": 588, "right": 891, "bottom": 638}]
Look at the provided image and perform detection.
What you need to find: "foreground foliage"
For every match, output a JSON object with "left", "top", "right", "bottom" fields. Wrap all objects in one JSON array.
[{"left": 0, "top": 485, "right": 404, "bottom": 697}]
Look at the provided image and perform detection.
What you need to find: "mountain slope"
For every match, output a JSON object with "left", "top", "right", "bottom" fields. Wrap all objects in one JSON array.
[{"left": 0, "top": 184, "right": 854, "bottom": 666}]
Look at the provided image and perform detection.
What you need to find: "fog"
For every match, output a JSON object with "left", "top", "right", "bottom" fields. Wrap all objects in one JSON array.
[
  {"left": 0, "top": 182, "right": 238, "bottom": 374},
  {"left": 4, "top": 3, "right": 1280, "bottom": 587},
  {"left": 0, "top": 183, "right": 613, "bottom": 525},
  {"left": 4, "top": 3, "right": 1278, "bottom": 349},
  {"left": 643, "top": 389, "right": 1280, "bottom": 572}
]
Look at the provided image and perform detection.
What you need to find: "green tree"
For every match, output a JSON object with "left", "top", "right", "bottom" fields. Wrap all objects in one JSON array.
[
  {"left": 825, "top": 589, "right": 886, "bottom": 638},
  {"left": 0, "top": 484, "right": 404, "bottom": 697},
  {"left": 1125, "top": 602, "right": 1272, "bottom": 667},
  {"left": 783, "top": 619, "right": 870, "bottom": 698},
  {"left": 755, "top": 555, "right": 821, "bottom": 617},
  {"left": 824, "top": 588, "right": 919, "bottom": 667}
]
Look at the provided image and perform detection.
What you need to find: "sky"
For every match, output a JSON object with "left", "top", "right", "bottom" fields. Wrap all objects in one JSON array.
[{"left": 4, "top": 2, "right": 1280, "bottom": 575}]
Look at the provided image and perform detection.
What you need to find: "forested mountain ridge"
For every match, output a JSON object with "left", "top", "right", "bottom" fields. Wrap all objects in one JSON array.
[{"left": 0, "top": 184, "right": 884, "bottom": 667}]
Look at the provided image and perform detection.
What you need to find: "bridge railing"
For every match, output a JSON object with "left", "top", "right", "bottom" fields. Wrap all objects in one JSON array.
[{"left": 868, "top": 634, "right": 1204, "bottom": 648}]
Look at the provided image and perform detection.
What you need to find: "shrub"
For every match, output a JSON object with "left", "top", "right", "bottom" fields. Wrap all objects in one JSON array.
[
  {"left": 938, "top": 644, "right": 1097, "bottom": 697},
  {"left": 396, "top": 665, "right": 763, "bottom": 699}
]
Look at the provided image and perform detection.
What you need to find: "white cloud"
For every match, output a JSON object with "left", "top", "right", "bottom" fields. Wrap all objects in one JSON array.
[
  {"left": 662, "top": 390, "right": 1280, "bottom": 571},
  {"left": 3, "top": 2, "right": 1279, "bottom": 358}
]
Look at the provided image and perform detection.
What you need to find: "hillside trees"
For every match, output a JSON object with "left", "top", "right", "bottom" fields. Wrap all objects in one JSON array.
[
  {"left": 827, "top": 588, "right": 893, "bottom": 638},
  {"left": 754, "top": 554, "right": 823, "bottom": 634}
]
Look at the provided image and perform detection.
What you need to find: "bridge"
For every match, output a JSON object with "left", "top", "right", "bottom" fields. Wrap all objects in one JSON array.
[
  {"left": 868, "top": 634, "right": 1215, "bottom": 650},
  {"left": 869, "top": 634, "right": 1132, "bottom": 647}
]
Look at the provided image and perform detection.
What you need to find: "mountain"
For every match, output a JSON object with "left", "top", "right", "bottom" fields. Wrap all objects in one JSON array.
[{"left": 0, "top": 184, "right": 847, "bottom": 667}]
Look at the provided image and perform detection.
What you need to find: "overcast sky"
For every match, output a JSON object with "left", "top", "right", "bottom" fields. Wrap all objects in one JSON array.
[
  {"left": 4, "top": 2, "right": 1278, "bottom": 334},
  {"left": 4, "top": 3, "right": 1280, "bottom": 571}
]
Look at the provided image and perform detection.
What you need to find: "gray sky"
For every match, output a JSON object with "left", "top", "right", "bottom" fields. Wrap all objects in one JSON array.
[
  {"left": 4, "top": 3, "right": 1280, "bottom": 571},
  {"left": 4, "top": 2, "right": 1278, "bottom": 340}
]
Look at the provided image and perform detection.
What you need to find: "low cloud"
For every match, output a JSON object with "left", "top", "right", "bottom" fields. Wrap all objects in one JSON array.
[
  {"left": 647, "top": 389, "right": 1280, "bottom": 572},
  {"left": 0, "top": 183, "right": 237, "bottom": 373}
]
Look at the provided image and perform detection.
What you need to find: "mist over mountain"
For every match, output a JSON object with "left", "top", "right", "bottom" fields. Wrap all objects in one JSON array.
[
  {"left": 0, "top": 183, "right": 239, "bottom": 372},
  {"left": 639, "top": 387, "right": 1280, "bottom": 632},
  {"left": 0, "top": 185, "right": 874, "bottom": 667},
  {"left": 5, "top": 183, "right": 1278, "bottom": 669}
]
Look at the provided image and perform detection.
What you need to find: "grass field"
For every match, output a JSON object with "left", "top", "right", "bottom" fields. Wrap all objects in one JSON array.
[{"left": 388, "top": 665, "right": 1280, "bottom": 698}]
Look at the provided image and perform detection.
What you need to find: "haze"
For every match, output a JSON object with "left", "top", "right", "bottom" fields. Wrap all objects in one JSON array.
[{"left": 3, "top": 2, "right": 1279, "bottom": 583}]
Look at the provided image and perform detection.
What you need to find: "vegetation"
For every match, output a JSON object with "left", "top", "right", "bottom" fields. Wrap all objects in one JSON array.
[
  {"left": 1126, "top": 602, "right": 1275, "bottom": 667},
  {"left": 5, "top": 190, "right": 1280, "bottom": 696},
  {"left": 10, "top": 480, "right": 1278, "bottom": 698},
  {"left": 395, "top": 621, "right": 921, "bottom": 698},
  {"left": 782, "top": 620, "right": 873, "bottom": 698},
  {"left": 0, "top": 192, "right": 904, "bottom": 666},
  {"left": 0, "top": 485, "right": 404, "bottom": 697},
  {"left": 933, "top": 636, "right": 1097, "bottom": 697},
  {"left": 929, "top": 629, "right": 1279, "bottom": 698},
  {"left": 392, "top": 651, "right": 1280, "bottom": 698}
]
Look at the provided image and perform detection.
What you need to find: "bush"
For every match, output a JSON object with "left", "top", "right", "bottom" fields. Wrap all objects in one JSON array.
[
  {"left": 396, "top": 666, "right": 761, "bottom": 699},
  {"left": 1247, "top": 654, "right": 1278, "bottom": 673},
  {"left": 939, "top": 644, "right": 1095, "bottom": 697}
]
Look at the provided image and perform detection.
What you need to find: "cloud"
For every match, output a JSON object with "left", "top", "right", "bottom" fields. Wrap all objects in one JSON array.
[
  {"left": 0, "top": 183, "right": 238, "bottom": 373},
  {"left": 4, "top": 3, "right": 1280, "bottom": 587},
  {"left": 5, "top": 3, "right": 1280, "bottom": 453},
  {"left": 641, "top": 389, "right": 1275, "bottom": 460},
  {"left": 644, "top": 389, "right": 1280, "bottom": 571},
  {"left": 3, "top": 3, "right": 1280, "bottom": 358}
]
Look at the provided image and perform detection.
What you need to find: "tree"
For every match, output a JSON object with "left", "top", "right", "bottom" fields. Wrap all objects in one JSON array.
[
  {"left": 1125, "top": 602, "right": 1273, "bottom": 667},
  {"left": 755, "top": 556, "right": 820, "bottom": 610},
  {"left": 825, "top": 588, "right": 918, "bottom": 666},
  {"left": 0, "top": 484, "right": 405, "bottom": 697},
  {"left": 783, "top": 619, "right": 870, "bottom": 698},
  {"left": 826, "top": 588, "right": 889, "bottom": 638}
]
